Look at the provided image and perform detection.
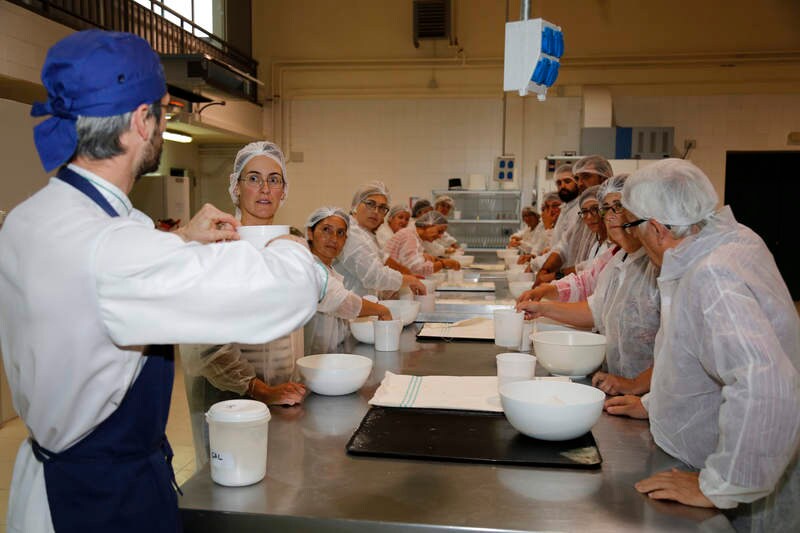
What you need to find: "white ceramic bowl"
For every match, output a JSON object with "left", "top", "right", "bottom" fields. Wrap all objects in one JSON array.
[
  {"left": 507, "top": 271, "right": 533, "bottom": 283},
  {"left": 508, "top": 280, "right": 533, "bottom": 298},
  {"left": 506, "top": 264, "right": 525, "bottom": 274},
  {"left": 532, "top": 330, "right": 606, "bottom": 378},
  {"left": 378, "top": 300, "right": 421, "bottom": 326},
  {"left": 503, "top": 254, "right": 520, "bottom": 267},
  {"left": 454, "top": 255, "right": 475, "bottom": 267},
  {"left": 349, "top": 316, "right": 377, "bottom": 344},
  {"left": 532, "top": 317, "right": 589, "bottom": 335},
  {"left": 500, "top": 380, "right": 605, "bottom": 441},
  {"left": 497, "top": 249, "right": 518, "bottom": 259},
  {"left": 296, "top": 353, "right": 373, "bottom": 396}
]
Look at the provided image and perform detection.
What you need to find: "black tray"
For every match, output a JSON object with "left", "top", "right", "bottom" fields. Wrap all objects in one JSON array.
[{"left": 346, "top": 406, "right": 602, "bottom": 469}]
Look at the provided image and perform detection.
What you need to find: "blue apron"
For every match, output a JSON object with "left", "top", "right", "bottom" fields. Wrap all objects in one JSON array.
[{"left": 30, "top": 166, "right": 181, "bottom": 532}]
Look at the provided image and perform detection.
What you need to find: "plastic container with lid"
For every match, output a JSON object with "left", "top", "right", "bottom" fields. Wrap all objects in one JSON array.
[{"left": 205, "top": 399, "right": 271, "bottom": 487}]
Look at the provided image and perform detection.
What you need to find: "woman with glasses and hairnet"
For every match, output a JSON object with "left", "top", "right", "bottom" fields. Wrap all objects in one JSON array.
[
  {"left": 603, "top": 159, "right": 799, "bottom": 532},
  {"left": 303, "top": 206, "right": 393, "bottom": 353},
  {"left": 376, "top": 204, "right": 412, "bottom": 249},
  {"left": 180, "top": 141, "right": 310, "bottom": 468},
  {"left": 385, "top": 211, "right": 461, "bottom": 276},
  {"left": 333, "top": 182, "right": 426, "bottom": 299},
  {"left": 517, "top": 175, "right": 659, "bottom": 396}
]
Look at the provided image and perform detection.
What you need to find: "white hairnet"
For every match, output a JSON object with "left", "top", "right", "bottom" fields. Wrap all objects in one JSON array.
[
  {"left": 573, "top": 155, "right": 613, "bottom": 179},
  {"left": 541, "top": 191, "right": 561, "bottom": 205},
  {"left": 597, "top": 173, "right": 629, "bottom": 200},
  {"left": 554, "top": 163, "right": 574, "bottom": 176},
  {"left": 351, "top": 181, "right": 390, "bottom": 211},
  {"left": 411, "top": 199, "right": 433, "bottom": 218},
  {"left": 622, "top": 159, "right": 719, "bottom": 225},
  {"left": 305, "top": 206, "right": 350, "bottom": 229},
  {"left": 387, "top": 204, "right": 411, "bottom": 220},
  {"left": 228, "top": 141, "right": 288, "bottom": 217},
  {"left": 578, "top": 184, "right": 601, "bottom": 207},
  {"left": 434, "top": 195, "right": 455, "bottom": 208},
  {"left": 415, "top": 210, "right": 447, "bottom": 227},
  {"left": 521, "top": 206, "right": 540, "bottom": 217}
]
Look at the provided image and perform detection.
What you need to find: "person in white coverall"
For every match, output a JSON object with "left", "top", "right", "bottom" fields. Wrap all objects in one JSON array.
[
  {"left": 604, "top": 158, "right": 799, "bottom": 533},
  {"left": 0, "top": 30, "right": 324, "bottom": 533},
  {"left": 376, "top": 204, "right": 411, "bottom": 249}
]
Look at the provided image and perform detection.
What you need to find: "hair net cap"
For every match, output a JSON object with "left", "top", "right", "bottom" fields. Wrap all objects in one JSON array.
[
  {"left": 31, "top": 30, "right": 167, "bottom": 172},
  {"left": 351, "top": 181, "right": 390, "bottom": 211},
  {"left": 415, "top": 211, "right": 447, "bottom": 227},
  {"left": 622, "top": 159, "right": 719, "bottom": 226},
  {"left": 541, "top": 191, "right": 561, "bottom": 205},
  {"left": 597, "top": 173, "right": 629, "bottom": 200},
  {"left": 228, "top": 141, "right": 288, "bottom": 215},
  {"left": 387, "top": 205, "right": 411, "bottom": 220},
  {"left": 578, "top": 184, "right": 601, "bottom": 206},
  {"left": 305, "top": 206, "right": 350, "bottom": 229},
  {"left": 573, "top": 155, "right": 614, "bottom": 180},
  {"left": 434, "top": 195, "right": 455, "bottom": 207},
  {"left": 411, "top": 199, "right": 432, "bottom": 218}
]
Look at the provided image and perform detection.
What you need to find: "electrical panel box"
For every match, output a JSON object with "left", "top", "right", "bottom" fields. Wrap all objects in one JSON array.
[
  {"left": 503, "top": 18, "right": 564, "bottom": 100},
  {"left": 580, "top": 127, "right": 674, "bottom": 159},
  {"left": 493, "top": 156, "right": 516, "bottom": 186}
]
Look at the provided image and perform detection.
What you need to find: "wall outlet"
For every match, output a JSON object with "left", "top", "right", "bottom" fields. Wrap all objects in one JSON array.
[{"left": 684, "top": 139, "right": 697, "bottom": 150}]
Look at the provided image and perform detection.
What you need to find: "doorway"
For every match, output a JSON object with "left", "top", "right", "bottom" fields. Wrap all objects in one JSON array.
[{"left": 725, "top": 151, "right": 800, "bottom": 300}]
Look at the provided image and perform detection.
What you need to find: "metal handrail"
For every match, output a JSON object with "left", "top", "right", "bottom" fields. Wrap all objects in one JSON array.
[{"left": 9, "top": 0, "right": 258, "bottom": 82}]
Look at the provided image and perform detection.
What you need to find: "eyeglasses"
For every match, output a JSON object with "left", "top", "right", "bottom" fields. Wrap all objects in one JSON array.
[
  {"left": 599, "top": 202, "right": 624, "bottom": 216},
  {"left": 238, "top": 174, "right": 285, "bottom": 190},
  {"left": 621, "top": 218, "right": 648, "bottom": 230},
  {"left": 578, "top": 206, "right": 601, "bottom": 218},
  {"left": 361, "top": 199, "right": 390, "bottom": 215}
]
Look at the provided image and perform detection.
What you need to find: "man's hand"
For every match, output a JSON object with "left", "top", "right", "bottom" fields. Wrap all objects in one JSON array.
[
  {"left": 603, "top": 395, "right": 648, "bottom": 419},
  {"left": 174, "top": 203, "right": 240, "bottom": 243},
  {"left": 635, "top": 469, "right": 715, "bottom": 508}
]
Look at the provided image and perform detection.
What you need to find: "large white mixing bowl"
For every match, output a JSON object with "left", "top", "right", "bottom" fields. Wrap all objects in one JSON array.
[
  {"left": 500, "top": 380, "right": 604, "bottom": 441},
  {"left": 532, "top": 330, "right": 606, "bottom": 378},
  {"left": 297, "top": 353, "right": 373, "bottom": 396},
  {"left": 349, "top": 316, "right": 377, "bottom": 344},
  {"left": 378, "top": 300, "right": 421, "bottom": 326}
]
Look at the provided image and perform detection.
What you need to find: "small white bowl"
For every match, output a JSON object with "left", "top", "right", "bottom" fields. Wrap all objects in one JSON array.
[
  {"left": 497, "top": 249, "right": 518, "bottom": 259},
  {"left": 378, "top": 300, "right": 421, "bottom": 326},
  {"left": 500, "top": 380, "right": 605, "bottom": 441},
  {"left": 532, "top": 330, "right": 606, "bottom": 378},
  {"left": 349, "top": 316, "right": 377, "bottom": 344},
  {"left": 508, "top": 280, "right": 533, "bottom": 298},
  {"left": 507, "top": 271, "right": 533, "bottom": 283},
  {"left": 296, "top": 353, "right": 373, "bottom": 396},
  {"left": 454, "top": 255, "right": 475, "bottom": 267}
]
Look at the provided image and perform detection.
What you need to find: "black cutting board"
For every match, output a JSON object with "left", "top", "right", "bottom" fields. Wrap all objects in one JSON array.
[{"left": 346, "top": 406, "right": 602, "bottom": 469}]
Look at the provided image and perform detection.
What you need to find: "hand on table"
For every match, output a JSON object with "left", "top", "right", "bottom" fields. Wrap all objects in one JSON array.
[
  {"left": 635, "top": 469, "right": 715, "bottom": 508},
  {"left": 252, "top": 381, "right": 307, "bottom": 406},
  {"left": 175, "top": 203, "right": 240, "bottom": 243},
  {"left": 603, "top": 395, "right": 648, "bottom": 419},
  {"left": 442, "top": 258, "right": 461, "bottom": 270},
  {"left": 592, "top": 372, "right": 637, "bottom": 395}
]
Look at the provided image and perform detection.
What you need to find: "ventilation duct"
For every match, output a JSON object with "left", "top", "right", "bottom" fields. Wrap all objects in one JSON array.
[
  {"left": 413, "top": 0, "right": 451, "bottom": 48},
  {"left": 160, "top": 54, "right": 262, "bottom": 103}
]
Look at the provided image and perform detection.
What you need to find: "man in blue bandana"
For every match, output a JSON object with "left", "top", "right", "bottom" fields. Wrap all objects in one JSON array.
[{"left": 0, "top": 30, "right": 325, "bottom": 533}]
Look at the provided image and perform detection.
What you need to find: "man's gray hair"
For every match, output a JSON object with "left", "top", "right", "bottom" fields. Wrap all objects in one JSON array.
[{"left": 74, "top": 103, "right": 160, "bottom": 160}]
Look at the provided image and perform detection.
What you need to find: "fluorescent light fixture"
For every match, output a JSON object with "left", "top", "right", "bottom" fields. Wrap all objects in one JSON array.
[{"left": 163, "top": 130, "right": 193, "bottom": 144}]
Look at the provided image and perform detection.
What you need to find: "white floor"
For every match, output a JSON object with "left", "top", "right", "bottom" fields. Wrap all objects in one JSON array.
[{"left": 0, "top": 357, "right": 198, "bottom": 533}]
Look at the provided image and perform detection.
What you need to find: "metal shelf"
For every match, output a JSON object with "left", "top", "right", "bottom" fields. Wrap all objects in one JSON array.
[{"left": 433, "top": 189, "right": 521, "bottom": 196}]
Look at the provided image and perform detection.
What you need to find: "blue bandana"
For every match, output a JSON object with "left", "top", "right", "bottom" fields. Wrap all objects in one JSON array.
[{"left": 31, "top": 30, "right": 167, "bottom": 172}]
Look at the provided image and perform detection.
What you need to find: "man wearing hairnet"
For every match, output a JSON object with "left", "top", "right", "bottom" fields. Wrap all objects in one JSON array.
[
  {"left": 0, "top": 31, "right": 324, "bottom": 533},
  {"left": 534, "top": 156, "right": 612, "bottom": 284},
  {"left": 605, "top": 159, "right": 799, "bottom": 532},
  {"left": 334, "top": 181, "right": 426, "bottom": 298}
]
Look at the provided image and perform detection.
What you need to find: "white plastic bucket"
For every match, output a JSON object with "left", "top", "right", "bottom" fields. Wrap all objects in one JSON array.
[{"left": 206, "top": 399, "right": 271, "bottom": 487}]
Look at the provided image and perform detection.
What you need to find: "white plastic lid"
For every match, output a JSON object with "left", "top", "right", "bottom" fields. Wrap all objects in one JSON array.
[{"left": 205, "top": 399, "right": 271, "bottom": 423}]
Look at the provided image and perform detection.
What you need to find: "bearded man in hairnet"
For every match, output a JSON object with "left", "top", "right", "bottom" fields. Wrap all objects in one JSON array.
[
  {"left": 604, "top": 159, "right": 799, "bottom": 532},
  {"left": 0, "top": 31, "right": 324, "bottom": 533}
]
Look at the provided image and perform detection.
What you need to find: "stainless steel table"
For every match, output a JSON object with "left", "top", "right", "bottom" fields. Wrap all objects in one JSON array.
[{"left": 179, "top": 280, "right": 733, "bottom": 533}]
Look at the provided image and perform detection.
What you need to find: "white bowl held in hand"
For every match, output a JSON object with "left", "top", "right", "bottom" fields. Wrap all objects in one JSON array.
[
  {"left": 349, "top": 316, "right": 377, "bottom": 344},
  {"left": 507, "top": 271, "right": 533, "bottom": 283},
  {"left": 508, "top": 280, "right": 533, "bottom": 298},
  {"left": 454, "top": 255, "right": 474, "bottom": 267},
  {"left": 532, "top": 330, "right": 606, "bottom": 378},
  {"left": 296, "top": 353, "right": 373, "bottom": 396},
  {"left": 499, "top": 380, "right": 605, "bottom": 441},
  {"left": 378, "top": 300, "right": 421, "bottom": 326}
]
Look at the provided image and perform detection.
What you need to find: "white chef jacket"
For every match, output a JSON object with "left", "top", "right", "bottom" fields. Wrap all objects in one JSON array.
[
  {"left": 0, "top": 165, "right": 325, "bottom": 533},
  {"left": 333, "top": 216, "right": 403, "bottom": 297},
  {"left": 539, "top": 196, "right": 580, "bottom": 267}
]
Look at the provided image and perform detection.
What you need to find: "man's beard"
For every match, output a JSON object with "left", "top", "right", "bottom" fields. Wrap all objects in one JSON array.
[
  {"left": 558, "top": 187, "right": 579, "bottom": 203},
  {"left": 135, "top": 127, "right": 163, "bottom": 180}
]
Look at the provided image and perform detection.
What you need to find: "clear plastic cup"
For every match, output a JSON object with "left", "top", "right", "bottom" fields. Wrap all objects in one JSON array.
[
  {"left": 374, "top": 319, "right": 403, "bottom": 351},
  {"left": 496, "top": 352, "right": 537, "bottom": 390},
  {"left": 494, "top": 309, "right": 525, "bottom": 348}
]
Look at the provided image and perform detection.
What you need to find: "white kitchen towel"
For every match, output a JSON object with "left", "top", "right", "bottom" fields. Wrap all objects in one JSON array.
[{"left": 368, "top": 371, "right": 570, "bottom": 413}]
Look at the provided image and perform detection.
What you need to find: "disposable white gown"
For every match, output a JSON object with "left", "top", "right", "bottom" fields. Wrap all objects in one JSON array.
[
  {"left": 539, "top": 197, "right": 581, "bottom": 269},
  {"left": 422, "top": 238, "right": 447, "bottom": 257},
  {"left": 304, "top": 263, "right": 363, "bottom": 354},
  {"left": 641, "top": 207, "right": 800, "bottom": 532},
  {"left": 376, "top": 223, "right": 394, "bottom": 249},
  {"left": 587, "top": 247, "right": 659, "bottom": 378},
  {"left": 334, "top": 216, "right": 403, "bottom": 297},
  {"left": 385, "top": 226, "right": 434, "bottom": 276}
]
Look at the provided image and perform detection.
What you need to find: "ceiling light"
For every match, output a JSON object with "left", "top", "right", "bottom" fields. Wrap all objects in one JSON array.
[{"left": 163, "top": 131, "right": 193, "bottom": 144}]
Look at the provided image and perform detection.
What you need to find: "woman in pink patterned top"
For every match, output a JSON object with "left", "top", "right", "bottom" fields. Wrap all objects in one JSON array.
[{"left": 385, "top": 211, "right": 461, "bottom": 276}]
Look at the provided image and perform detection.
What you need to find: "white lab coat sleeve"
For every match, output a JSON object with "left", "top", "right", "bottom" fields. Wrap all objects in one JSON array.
[
  {"left": 337, "top": 228, "right": 403, "bottom": 293},
  {"left": 94, "top": 222, "right": 324, "bottom": 345},
  {"left": 317, "top": 267, "right": 363, "bottom": 320},
  {"left": 422, "top": 239, "right": 446, "bottom": 257},
  {"left": 181, "top": 343, "right": 253, "bottom": 395},
  {"left": 693, "top": 271, "right": 800, "bottom": 508}
]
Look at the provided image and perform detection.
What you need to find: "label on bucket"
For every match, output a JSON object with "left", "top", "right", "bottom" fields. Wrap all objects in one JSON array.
[{"left": 210, "top": 449, "right": 235, "bottom": 470}]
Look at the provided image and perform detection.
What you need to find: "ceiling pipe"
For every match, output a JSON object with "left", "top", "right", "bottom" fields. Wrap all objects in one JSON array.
[{"left": 520, "top": 0, "right": 532, "bottom": 21}]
